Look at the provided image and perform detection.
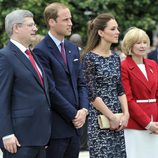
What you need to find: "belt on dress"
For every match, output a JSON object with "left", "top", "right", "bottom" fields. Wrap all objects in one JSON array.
[{"left": 136, "top": 99, "right": 156, "bottom": 103}]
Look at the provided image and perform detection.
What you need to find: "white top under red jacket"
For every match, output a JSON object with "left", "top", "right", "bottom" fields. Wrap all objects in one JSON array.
[{"left": 121, "top": 56, "right": 158, "bottom": 130}]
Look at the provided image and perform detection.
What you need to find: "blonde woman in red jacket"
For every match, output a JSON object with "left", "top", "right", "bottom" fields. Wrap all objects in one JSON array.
[{"left": 121, "top": 27, "right": 158, "bottom": 158}]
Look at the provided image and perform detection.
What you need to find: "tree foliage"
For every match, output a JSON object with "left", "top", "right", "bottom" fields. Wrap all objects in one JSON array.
[{"left": 0, "top": 0, "right": 158, "bottom": 47}]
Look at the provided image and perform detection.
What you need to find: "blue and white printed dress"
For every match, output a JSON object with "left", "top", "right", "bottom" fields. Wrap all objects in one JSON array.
[{"left": 82, "top": 52, "right": 127, "bottom": 158}]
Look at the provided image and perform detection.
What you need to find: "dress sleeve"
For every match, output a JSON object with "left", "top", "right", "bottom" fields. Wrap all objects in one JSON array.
[
  {"left": 82, "top": 54, "right": 97, "bottom": 101},
  {"left": 117, "top": 55, "right": 124, "bottom": 96}
]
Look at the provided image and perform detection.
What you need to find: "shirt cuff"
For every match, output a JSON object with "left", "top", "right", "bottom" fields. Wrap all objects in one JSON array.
[
  {"left": 2, "top": 134, "right": 15, "bottom": 140},
  {"left": 145, "top": 122, "right": 153, "bottom": 130},
  {"left": 82, "top": 108, "right": 88, "bottom": 116}
]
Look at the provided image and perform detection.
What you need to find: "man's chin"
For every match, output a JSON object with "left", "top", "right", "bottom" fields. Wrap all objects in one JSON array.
[
  {"left": 31, "top": 36, "right": 37, "bottom": 40},
  {"left": 66, "top": 31, "right": 71, "bottom": 36}
]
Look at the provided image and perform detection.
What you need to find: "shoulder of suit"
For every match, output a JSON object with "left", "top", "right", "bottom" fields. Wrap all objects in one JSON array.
[
  {"left": 148, "top": 49, "right": 157, "bottom": 55},
  {"left": 121, "top": 60, "right": 127, "bottom": 69},
  {"left": 0, "top": 48, "right": 15, "bottom": 65},
  {"left": 34, "top": 37, "right": 47, "bottom": 50},
  {"left": 0, "top": 46, "right": 12, "bottom": 56},
  {"left": 121, "top": 55, "right": 129, "bottom": 64},
  {"left": 65, "top": 40, "right": 78, "bottom": 48}
]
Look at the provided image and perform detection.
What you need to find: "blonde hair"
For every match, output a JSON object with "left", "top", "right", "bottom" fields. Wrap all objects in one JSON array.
[{"left": 121, "top": 27, "right": 150, "bottom": 56}]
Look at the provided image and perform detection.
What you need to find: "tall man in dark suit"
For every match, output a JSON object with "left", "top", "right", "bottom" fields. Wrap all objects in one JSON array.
[
  {"left": 148, "top": 33, "right": 158, "bottom": 63},
  {"left": 0, "top": 9, "right": 51, "bottom": 158},
  {"left": 33, "top": 2, "right": 89, "bottom": 158}
]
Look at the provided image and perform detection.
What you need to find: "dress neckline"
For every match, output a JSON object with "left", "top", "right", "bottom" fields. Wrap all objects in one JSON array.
[{"left": 90, "top": 51, "right": 113, "bottom": 58}]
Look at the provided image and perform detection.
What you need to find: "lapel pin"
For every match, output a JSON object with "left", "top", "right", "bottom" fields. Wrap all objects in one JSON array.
[{"left": 68, "top": 50, "right": 71, "bottom": 53}]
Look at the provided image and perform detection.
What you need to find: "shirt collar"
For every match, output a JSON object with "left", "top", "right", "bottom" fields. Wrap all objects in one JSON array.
[
  {"left": 48, "top": 31, "right": 64, "bottom": 50},
  {"left": 10, "top": 39, "right": 28, "bottom": 53}
]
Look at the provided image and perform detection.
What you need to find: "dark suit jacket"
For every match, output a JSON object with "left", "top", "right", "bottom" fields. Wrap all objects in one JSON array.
[
  {"left": 0, "top": 41, "right": 51, "bottom": 147},
  {"left": 121, "top": 56, "right": 158, "bottom": 130},
  {"left": 147, "top": 49, "right": 158, "bottom": 63},
  {"left": 34, "top": 34, "right": 89, "bottom": 138}
]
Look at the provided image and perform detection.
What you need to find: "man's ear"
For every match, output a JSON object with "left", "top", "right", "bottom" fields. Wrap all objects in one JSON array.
[
  {"left": 13, "top": 23, "right": 21, "bottom": 34},
  {"left": 48, "top": 18, "right": 56, "bottom": 27}
]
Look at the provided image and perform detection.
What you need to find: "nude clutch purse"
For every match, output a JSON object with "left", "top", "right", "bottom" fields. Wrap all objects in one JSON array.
[{"left": 98, "top": 113, "right": 123, "bottom": 129}]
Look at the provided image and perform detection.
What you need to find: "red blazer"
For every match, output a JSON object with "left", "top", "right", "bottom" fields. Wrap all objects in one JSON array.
[{"left": 121, "top": 56, "right": 158, "bottom": 130}]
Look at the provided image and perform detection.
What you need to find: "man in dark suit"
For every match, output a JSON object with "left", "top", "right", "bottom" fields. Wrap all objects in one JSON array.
[
  {"left": 0, "top": 9, "right": 51, "bottom": 158},
  {"left": 33, "top": 2, "right": 89, "bottom": 158},
  {"left": 147, "top": 33, "right": 158, "bottom": 63}
]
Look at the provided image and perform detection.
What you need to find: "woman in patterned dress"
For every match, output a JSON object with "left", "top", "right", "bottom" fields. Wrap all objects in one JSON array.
[{"left": 82, "top": 13, "right": 129, "bottom": 158}]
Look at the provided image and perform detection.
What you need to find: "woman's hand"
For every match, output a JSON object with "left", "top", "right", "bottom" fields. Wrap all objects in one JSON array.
[
  {"left": 116, "top": 113, "right": 129, "bottom": 131},
  {"left": 121, "top": 113, "right": 129, "bottom": 127},
  {"left": 109, "top": 115, "right": 120, "bottom": 130},
  {"left": 149, "top": 122, "right": 158, "bottom": 134}
]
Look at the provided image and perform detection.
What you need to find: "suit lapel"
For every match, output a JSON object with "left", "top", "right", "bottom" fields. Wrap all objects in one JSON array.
[
  {"left": 144, "top": 59, "right": 155, "bottom": 90},
  {"left": 33, "top": 54, "right": 51, "bottom": 104},
  {"left": 45, "top": 35, "right": 69, "bottom": 73},
  {"left": 64, "top": 42, "right": 74, "bottom": 75},
  {"left": 64, "top": 41, "right": 79, "bottom": 102},
  {"left": 33, "top": 53, "right": 47, "bottom": 88},
  {"left": 45, "top": 36, "right": 79, "bottom": 102},
  {"left": 8, "top": 42, "right": 43, "bottom": 88},
  {"left": 127, "top": 56, "right": 151, "bottom": 91}
]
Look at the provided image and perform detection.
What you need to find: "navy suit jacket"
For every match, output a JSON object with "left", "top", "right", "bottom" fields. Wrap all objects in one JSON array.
[
  {"left": 0, "top": 41, "right": 51, "bottom": 147},
  {"left": 147, "top": 49, "right": 158, "bottom": 63},
  {"left": 34, "top": 34, "right": 89, "bottom": 138}
]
